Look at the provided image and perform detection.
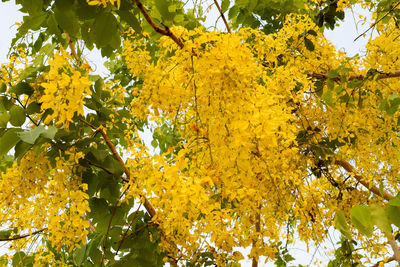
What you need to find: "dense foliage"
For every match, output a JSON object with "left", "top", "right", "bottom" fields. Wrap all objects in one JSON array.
[{"left": 1, "top": 0, "right": 400, "bottom": 266}]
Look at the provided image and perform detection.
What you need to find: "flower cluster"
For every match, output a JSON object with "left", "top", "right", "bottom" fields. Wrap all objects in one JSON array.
[{"left": 40, "top": 49, "right": 92, "bottom": 127}]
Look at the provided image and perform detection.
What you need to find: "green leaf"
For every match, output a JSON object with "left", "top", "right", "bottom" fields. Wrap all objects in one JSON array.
[
  {"left": 0, "top": 83, "right": 6, "bottom": 93},
  {"left": 0, "top": 229, "right": 12, "bottom": 239},
  {"left": 0, "top": 113, "right": 10, "bottom": 128},
  {"left": 370, "top": 204, "right": 392, "bottom": 235},
  {"left": 151, "top": 139, "right": 158, "bottom": 148},
  {"left": 93, "top": 13, "right": 118, "bottom": 47},
  {"left": 304, "top": 37, "right": 314, "bottom": 51},
  {"left": 323, "top": 90, "right": 334, "bottom": 106},
  {"left": 14, "top": 140, "right": 32, "bottom": 160},
  {"left": 10, "top": 82, "right": 34, "bottom": 96},
  {"left": 54, "top": 6, "right": 79, "bottom": 37},
  {"left": 0, "top": 128, "right": 22, "bottom": 157},
  {"left": 18, "top": 125, "right": 45, "bottom": 144},
  {"left": 327, "top": 70, "right": 339, "bottom": 79},
  {"left": 26, "top": 102, "right": 41, "bottom": 115},
  {"left": 334, "top": 210, "right": 352, "bottom": 239},
  {"left": 90, "top": 149, "right": 108, "bottom": 162},
  {"left": 350, "top": 205, "right": 373, "bottom": 237},
  {"left": 73, "top": 244, "right": 87, "bottom": 266},
  {"left": 387, "top": 205, "right": 400, "bottom": 227},
  {"left": 307, "top": 29, "right": 318, "bottom": 36},
  {"left": 103, "top": 155, "right": 124, "bottom": 175},
  {"left": 388, "top": 193, "right": 400, "bottom": 206},
  {"left": 9, "top": 105, "right": 26, "bottom": 127},
  {"left": 40, "top": 126, "right": 57, "bottom": 139},
  {"left": 221, "top": 0, "right": 230, "bottom": 13},
  {"left": 117, "top": 10, "right": 141, "bottom": 33}
]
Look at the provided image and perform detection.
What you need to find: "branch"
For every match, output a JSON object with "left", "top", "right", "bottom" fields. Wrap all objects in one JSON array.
[
  {"left": 64, "top": 31, "right": 81, "bottom": 64},
  {"left": 81, "top": 119, "right": 179, "bottom": 266},
  {"left": 133, "top": 0, "right": 184, "bottom": 48},
  {"left": 100, "top": 189, "right": 128, "bottom": 267},
  {"left": 118, "top": 222, "right": 156, "bottom": 241},
  {"left": 80, "top": 119, "right": 129, "bottom": 183},
  {"left": 213, "top": 0, "right": 231, "bottom": 33},
  {"left": 83, "top": 157, "right": 112, "bottom": 174},
  {"left": 334, "top": 159, "right": 394, "bottom": 200},
  {"left": 372, "top": 256, "right": 395, "bottom": 267},
  {"left": 0, "top": 228, "right": 46, "bottom": 241},
  {"left": 388, "top": 238, "right": 400, "bottom": 265},
  {"left": 81, "top": 120, "right": 157, "bottom": 214},
  {"left": 354, "top": 1, "right": 400, "bottom": 42},
  {"left": 308, "top": 70, "right": 400, "bottom": 82}
]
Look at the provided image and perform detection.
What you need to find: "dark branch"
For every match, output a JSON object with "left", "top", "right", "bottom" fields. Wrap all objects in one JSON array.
[
  {"left": 133, "top": 0, "right": 184, "bottom": 48},
  {"left": 0, "top": 228, "right": 46, "bottom": 241},
  {"left": 213, "top": 0, "right": 231, "bottom": 33}
]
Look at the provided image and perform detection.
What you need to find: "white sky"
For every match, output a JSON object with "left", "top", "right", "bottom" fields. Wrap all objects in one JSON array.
[{"left": 0, "top": 1, "right": 388, "bottom": 266}]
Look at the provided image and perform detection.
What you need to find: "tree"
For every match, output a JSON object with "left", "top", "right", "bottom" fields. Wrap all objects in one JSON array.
[{"left": 1, "top": 0, "right": 400, "bottom": 266}]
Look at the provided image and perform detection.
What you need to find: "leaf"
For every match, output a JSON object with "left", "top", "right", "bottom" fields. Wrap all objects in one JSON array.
[
  {"left": 10, "top": 82, "right": 34, "bottom": 96},
  {"left": 14, "top": 140, "right": 32, "bottom": 161},
  {"left": 90, "top": 149, "right": 108, "bottom": 162},
  {"left": 388, "top": 193, "right": 400, "bottom": 206},
  {"left": 93, "top": 13, "right": 118, "bottom": 47},
  {"left": 18, "top": 125, "right": 45, "bottom": 144},
  {"left": 26, "top": 102, "right": 41, "bottom": 115},
  {"left": 151, "top": 139, "right": 158, "bottom": 148},
  {"left": 117, "top": 10, "right": 141, "bottom": 33},
  {"left": 370, "top": 204, "right": 392, "bottom": 235},
  {"left": 387, "top": 205, "right": 400, "bottom": 227},
  {"left": 0, "top": 128, "right": 22, "bottom": 157},
  {"left": 334, "top": 210, "right": 352, "bottom": 239},
  {"left": 40, "top": 126, "right": 57, "bottom": 139},
  {"left": 9, "top": 105, "right": 26, "bottom": 127},
  {"left": 54, "top": 6, "right": 79, "bottom": 37},
  {"left": 323, "top": 90, "right": 334, "bottom": 106},
  {"left": 307, "top": 29, "right": 318, "bottom": 36},
  {"left": 327, "top": 70, "right": 339, "bottom": 79},
  {"left": 0, "top": 113, "right": 10, "bottom": 128},
  {"left": 103, "top": 155, "right": 124, "bottom": 175},
  {"left": 12, "top": 251, "right": 26, "bottom": 267},
  {"left": 350, "top": 205, "right": 373, "bottom": 237},
  {"left": 304, "top": 37, "right": 314, "bottom": 51},
  {"left": 221, "top": 0, "right": 230, "bottom": 13},
  {"left": 73, "top": 244, "right": 87, "bottom": 266}
]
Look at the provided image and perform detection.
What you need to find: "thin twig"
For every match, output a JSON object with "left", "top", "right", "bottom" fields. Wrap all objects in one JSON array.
[
  {"left": 115, "top": 202, "right": 142, "bottom": 255},
  {"left": 354, "top": 1, "right": 400, "bottom": 42},
  {"left": 334, "top": 159, "right": 394, "bottom": 200},
  {"left": 80, "top": 119, "right": 130, "bottom": 183},
  {"left": 372, "top": 256, "right": 395, "bottom": 267},
  {"left": 213, "top": 0, "right": 231, "bottom": 33},
  {"left": 120, "top": 222, "right": 156, "bottom": 240},
  {"left": 133, "top": 0, "right": 184, "bottom": 48},
  {"left": 0, "top": 228, "right": 46, "bottom": 241},
  {"left": 100, "top": 189, "right": 128, "bottom": 267},
  {"left": 83, "top": 157, "right": 112, "bottom": 174},
  {"left": 64, "top": 31, "right": 81, "bottom": 64}
]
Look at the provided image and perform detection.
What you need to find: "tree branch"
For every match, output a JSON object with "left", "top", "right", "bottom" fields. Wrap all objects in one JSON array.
[
  {"left": 0, "top": 228, "right": 46, "bottom": 241},
  {"left": 133, "top": 0, "right": 184, "bottom": 48},
  {"left": 388, "top": 238, "right": 400, "bottom": 265},
  {"left": 334, "top": 159, "right": 394, "bottom": 200},
  {"left": 354, "top": 1, "right": 400, "bottom": 42},
  {"left": 64, "top": 31, "right": 81, "bottom": 64},
  {"left": 100, "top": 189, "right": 128, "bottom": 267},
  {"left": 83, "top": 157, "right": 112, "bottom": 175},
  {"left": 213, "top": 0, "right": 231, "bottom": 33},
  {"left": 372, "top": 256, "right": 395, "bottom": 267},
  {"left": 308, "top": 70, "right": 400, "bottom": 82}
]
